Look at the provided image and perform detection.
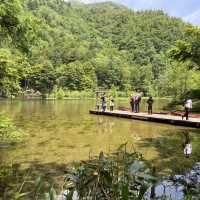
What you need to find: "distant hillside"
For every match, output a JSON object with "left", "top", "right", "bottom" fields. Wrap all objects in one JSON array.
[{"left": 1, "top": 0, "right": 197, "bottom": 97}]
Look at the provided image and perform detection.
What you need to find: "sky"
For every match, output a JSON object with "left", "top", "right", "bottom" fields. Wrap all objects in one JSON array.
[{"left": 78, "top": 0, "right": 200, "bottom": 26}]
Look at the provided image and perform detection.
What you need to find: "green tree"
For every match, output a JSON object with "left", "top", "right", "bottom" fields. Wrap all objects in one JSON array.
[
  {"left": 169, "top": 25, "right": 200, "bottom": 67},
  {"left": 57, "top": 61, "right": 96, "bottom": 90},
  {"left": 0, "top": 48, "right": 29, "bottom": 96},
  {"left": 0, "top": 0, "right": 22, "bottom": 36},
  {"left": 28, "top": 61, "right": 56, "bottom": 94}
]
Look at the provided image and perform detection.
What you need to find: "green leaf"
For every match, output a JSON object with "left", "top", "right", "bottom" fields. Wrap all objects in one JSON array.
[
  {"left": 35, "top": 176, "right": 43, "bottom": 193},
  {"left": 137, "top": 184, "right": 148, "bottom": 200},
  {"left": 14, "top": 192, "right": 30, "bottom": 200},
  {"left": 49, "top": 187, "right": 57, "bottom": 200},
  {"left": 66, "top": 190, "right": 74, "bottom": 200},
  {"left": 117, "top": 142, "right": 128, "bottom": 151},
  {"left": 122, "top": 184, "right": 129, "bottom": 200},
  {"left": 45, "top": 192, "right": 50, "bottom": 200}
]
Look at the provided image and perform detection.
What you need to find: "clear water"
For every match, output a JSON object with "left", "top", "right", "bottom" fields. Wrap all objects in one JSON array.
[{"left": 0, "top": 99, "right": 200, "bottom": 176}]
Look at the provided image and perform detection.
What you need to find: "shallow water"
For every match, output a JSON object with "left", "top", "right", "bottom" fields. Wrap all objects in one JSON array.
[{"left": 0, "top": 99, "right": 200, "bottom": 176}]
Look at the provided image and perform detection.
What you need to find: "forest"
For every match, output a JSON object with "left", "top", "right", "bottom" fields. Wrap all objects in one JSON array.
[{"left": 0, "top": 0, "right": 200, "bottom": 98}]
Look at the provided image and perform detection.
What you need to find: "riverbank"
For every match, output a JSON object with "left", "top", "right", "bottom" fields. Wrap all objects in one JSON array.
[
  {"left": 0, "top": 95, "right": 172, "bottom": 101},
  {"left": 0, "top": 89, "right": 174, "bottom": 100}
]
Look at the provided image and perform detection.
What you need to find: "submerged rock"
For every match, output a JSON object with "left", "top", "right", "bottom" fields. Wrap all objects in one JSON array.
[
  {"left": 145, "top": 180, "right": 184, "bottom": 200},
  {"left": 145, "top": 162, "right": 200, "bottom": 200}
]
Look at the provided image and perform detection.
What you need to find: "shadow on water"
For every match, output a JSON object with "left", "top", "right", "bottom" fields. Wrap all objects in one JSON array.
[
  {"left": 138, "top": 128, "right": 200, "bottom": 176},
  {"left": 0, "top": 160, "right": 76, "bottom": 200}
]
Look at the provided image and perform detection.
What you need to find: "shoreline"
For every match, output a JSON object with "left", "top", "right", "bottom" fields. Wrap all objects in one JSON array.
[{"left": 0, "top": 96, "right": 173, "bottom": 100}]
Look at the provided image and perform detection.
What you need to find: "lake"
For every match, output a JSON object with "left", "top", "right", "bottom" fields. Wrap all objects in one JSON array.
[{"left": 0, "top": 99, "right": 200, "bottom": 176}]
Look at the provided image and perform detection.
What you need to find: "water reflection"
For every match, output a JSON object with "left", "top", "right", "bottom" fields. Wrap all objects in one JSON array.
[
  {"left": 139, "top": 129, "right": 200, "bottom": 175},
  {"left": 96, "top": 116, "right": 115, "bottom": 134},
  {"left": 183, "top": 131, "right": 192, "bottom": 158}
]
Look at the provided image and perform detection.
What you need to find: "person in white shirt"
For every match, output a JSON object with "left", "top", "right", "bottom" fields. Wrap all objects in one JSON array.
[
  {"left": 182, "top": 99, "right": 192, "bottom": 120},
  {"left": 109, "top": 96, "right": 114, "bottom": 111}
]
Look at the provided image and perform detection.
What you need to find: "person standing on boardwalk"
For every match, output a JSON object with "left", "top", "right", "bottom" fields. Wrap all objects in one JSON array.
[
  {"left": 130, "top": 95, "right": 135, "bottom": 112},
  {"left": 135, "top": 94, "right": 142, "bottom": 113},
  {"left": 182, "top": 99, "right": 192, "bottom": 120},
  {"left": 147, "top": 96, "right": 153, "bottom": 114},
  {"left": 109, "top": 96, "right": 114, "bottom": 111},
  {"left": 101, "top": 93, "right": 107, "bottom": 112}
]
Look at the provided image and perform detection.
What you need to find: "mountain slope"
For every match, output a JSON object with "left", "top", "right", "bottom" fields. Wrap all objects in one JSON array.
[{"left": 0, "top": 0, "right": 195, "bottom": 96}]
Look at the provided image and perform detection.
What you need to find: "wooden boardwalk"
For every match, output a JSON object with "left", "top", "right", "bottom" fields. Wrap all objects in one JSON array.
[{"left": 89, "top": 110, "right": 200, "bottom": 128}]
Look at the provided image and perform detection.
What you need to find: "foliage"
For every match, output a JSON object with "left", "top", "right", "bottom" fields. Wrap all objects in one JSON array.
[
  {"left": 169, "top": 25, "right": 200, "bottom": 67},
  {"left": 1, "top": 0, "right": 199, "bottom": 97},
  {"left": 64, "top": 143, "right": 156, "bottom": 199},
  {"left": 0, "top": 115, "right": 25, "bottom": 145},
  {"left": 56, "top": 87, "right": 65, "bottom": 99},
  {"left": 155, "top": 61, "right": 200, "bottom": 98},
  {"left": 167, "top": 25, "right": 200, "bottom": 100},
  {"left": 64, "top": 90, "right": 94, "bottom": 99},
  {"left": 0, "top": 0, "right": 22, "bottom": 37},
  {"left": 0, "top": 48, "right": 30, "bottom": 97}
]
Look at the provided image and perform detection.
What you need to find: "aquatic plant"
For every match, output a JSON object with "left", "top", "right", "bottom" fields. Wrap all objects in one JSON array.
[
  {"left": 57, "top": 88, "right": 65, "bottom": 100},
  {"left": 64, "top": 143, "right": 156, "bottom": 200},
  {"left": 0, "top": 115, "right": 25, "bottom": 146}
]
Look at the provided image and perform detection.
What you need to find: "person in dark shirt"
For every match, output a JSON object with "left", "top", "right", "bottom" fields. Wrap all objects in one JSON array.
[
  {"left": 147, "top": 96, "right": 153, "bottom": 114},
  {"left": 101, "top": 93, "right": 107, "bottom": 112},
  {"left": 135, "top": 95, "right": 142, "bottom": 113}
]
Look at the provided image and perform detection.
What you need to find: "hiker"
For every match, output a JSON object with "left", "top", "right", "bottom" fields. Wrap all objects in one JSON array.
[
  {"left": 109, "top": 96, "right": 114, "bottom": 111},
  {"left": 183, "top": 132, "right": 192, "bottom": 158},
  {"left": 130, "top": 95, "right": 135, "bottom": 112},
  {"left": 135, "top": 94, "right": 142, "bottom": 113},
  {"left": 101, "top": 93, "right": 107, "bottom": 112},
  {"left": 182, "top": 99, "right": 192, "bottom": 120},
  {"left": 147, "top": 96, "right": 153, "bottom": 114}
]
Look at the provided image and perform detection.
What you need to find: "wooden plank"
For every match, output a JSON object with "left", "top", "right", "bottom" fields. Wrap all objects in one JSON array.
[{"left": 89, "top": 110, "right": 200, "bottom": 128}]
